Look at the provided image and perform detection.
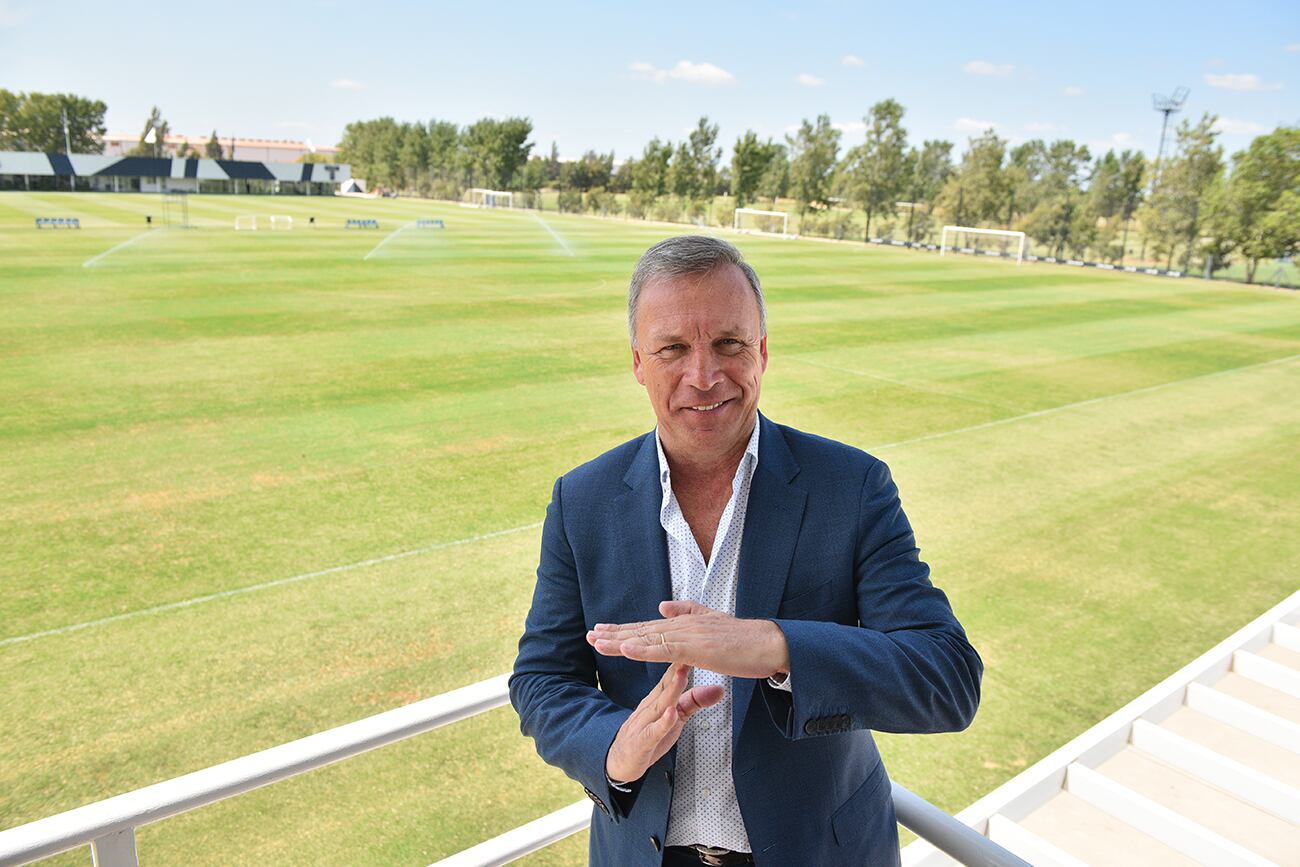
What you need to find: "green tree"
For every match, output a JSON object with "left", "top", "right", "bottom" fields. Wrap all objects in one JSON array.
[
  {"left": 786, "top": 114, "right": 841, "bottom": 212},
  {"left": 128, "top": 106, "right": 170, "bottom": 157},
  {"left": 398, "top": 121, "right": 429, "bottom": 191},
  {"left": 460, "top": 116, "right": 533, "bottom": 189},
  {"left": 842, "top": 98, "right": 909, "bottom": 239},
  {"left": 903, "top": 139, "right": 953, "bottom": 241},
  {"left": 1012, "top": 139, "right": 1092, "bottom": 256},
  {"left": 732, "top": 131, "right": 784, "bottom": 208},
  {"left": 666, "top": 141, "right": 694, "bottom": 199},
  {"left": 204, "top": 130, "right": 224, "bottom": 159},
  {"left": 937, "top": 128, "right": 1008, "bottom": 227},
  {"left": 1205, "top": 126, "right": 1300, "bottom": 282},
  {"left": 0, "top": 90, "right": 108, "bottom": 152},
  {"left": 684, "top": 116, "right": 721, "bottom": 201},
  {"left": 1139, "top": 113, "right": 1224, "bottom": 269},
  {"left": 756, "top": 143, "right": 789, "bottom": 205}
]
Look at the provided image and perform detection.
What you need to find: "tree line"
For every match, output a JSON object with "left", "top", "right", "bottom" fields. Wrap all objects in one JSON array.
[{"left": 337, "top": 102, "right": 1297, "bottom": 280}]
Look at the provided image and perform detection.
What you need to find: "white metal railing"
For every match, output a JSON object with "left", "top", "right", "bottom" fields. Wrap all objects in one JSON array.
[{"left": 0, "top": 673, "right": 1025, "bottom": 867}]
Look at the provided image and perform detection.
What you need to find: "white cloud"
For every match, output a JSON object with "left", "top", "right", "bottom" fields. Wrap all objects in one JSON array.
[
  {"left": 628, "top": 61, "right": 666, "bottom": 83},
  {"left": 1213, "top": 117, "right": 1268, "bottom": 135},
  {"left": 963, "top": 60, "right": 1013, "bottom": 77},
  {"left": 954, "top": 117, "right": 999, "bottom": 133},
  {"left": 796, "top": 72, "right": 825, "bottom": 87},
  {"left": 841, "top": 54, "right": 865, "bottom": 67},
  {"left": 1203, "top": 72, "right": 1282, "bottom": 92},
  {"left": 331, "top": 78, "right": 364, "bottom": 91},
  {"left": 630, "top": 60, "right": 736, "bottom": 86},
  {"left": 1063, "top": 85, "right": 1085, "bottom": 96},
  {"left": 1287, "top": 43, "right": 1300, "bottom": 53},
  {"left": 832, "top": 120, "right": 866, "bottom": 135},
  {"left": 1090, "top": 131, "right": 1137, "bottom": 152}
]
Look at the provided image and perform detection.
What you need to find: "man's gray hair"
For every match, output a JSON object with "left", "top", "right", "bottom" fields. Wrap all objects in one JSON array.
[{"left": 627, "top": 235, "right": 766, "bottom": 346}]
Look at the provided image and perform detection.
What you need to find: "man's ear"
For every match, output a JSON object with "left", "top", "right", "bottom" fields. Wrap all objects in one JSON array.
[
  {"left": 759, "top": 335, "right": 768, "bottom": 373},
  {"left": 632, "top": 346, "right": 646, "bottom": 386}
]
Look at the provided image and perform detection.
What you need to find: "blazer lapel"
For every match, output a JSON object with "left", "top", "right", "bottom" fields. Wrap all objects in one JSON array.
[
  {"left": 612, "top": 432, "right": 674, "bottom": 690},
  {"left": 732, "top": 413, "right": 807, "bottom": 746}
]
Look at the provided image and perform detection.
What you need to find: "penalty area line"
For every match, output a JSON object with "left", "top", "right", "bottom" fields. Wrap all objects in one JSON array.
[
  {"left": 870, "top": 352, "right": 1300, "bottom": 453},
  {"left": 362, "top": 221, "right": 415, "bottom": 260},
  {"left": 533, "top": 213, "right": 576, "bottom": 256},
  {"left": 82, "top": 230, "right": 160, "bottom": 268},
  {"left": 1, "top": 521, "right": 543, "bottom": 648}
]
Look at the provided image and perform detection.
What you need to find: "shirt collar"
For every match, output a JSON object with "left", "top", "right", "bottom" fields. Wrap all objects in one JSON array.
[{"left": 654, "top": 416, "right": 761, "bottom": 494}]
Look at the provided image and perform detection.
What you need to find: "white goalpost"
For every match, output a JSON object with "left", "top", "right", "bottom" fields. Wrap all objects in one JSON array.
[
  {"left": 270, "top": 215, "right": 293, "bottom": 230},
  {"left": 234, "top": 215, "right": 258, "bottom": 231},
  {"left": 733, "top": 208, "right": 790, "bottom": 238},
  {"left": 940, "top": 225, "right": 1025, "bottom": 265},
  {"left": 463, "top": 188, "right": 513, "bottom": 209}
]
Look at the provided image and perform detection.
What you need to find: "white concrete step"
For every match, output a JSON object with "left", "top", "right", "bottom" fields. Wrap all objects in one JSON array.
[
  {"left": 1158, "top": 706, "right": 1300, "bottom": 785},
  {"left": 1212, "top": 671, "right": 1300, "bottom": 725},
  {"left": 1097, "top": 746, "right": 1300, "bottom": 864},
  {"left": 1016, "top": 790, "right": 1201, "bottom": 866}
]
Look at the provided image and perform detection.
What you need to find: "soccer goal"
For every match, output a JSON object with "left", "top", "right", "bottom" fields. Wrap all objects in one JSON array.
[
  {"left": 270, "top": 215, "right": 293, "bottom": 230},
  {"left": 235, "top": 215, "right": 258, "bottom": 231},
  {"left": 463, "top": 188, "right": 513, "bottom": 209},
  {"left": 734, "top": 208, "right": 790, "bottom": 238},
  {"left": 939, "top": 226, "right": 1025, "bottom": 265}
]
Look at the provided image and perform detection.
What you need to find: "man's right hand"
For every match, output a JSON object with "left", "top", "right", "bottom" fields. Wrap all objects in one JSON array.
[{"left": 605, "top": 662, "right": 724, "bottom": 784}]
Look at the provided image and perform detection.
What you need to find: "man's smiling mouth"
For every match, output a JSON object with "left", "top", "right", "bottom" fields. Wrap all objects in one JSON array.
[{"left": 686, "top": 399, "right": 730, "bottom": 412}]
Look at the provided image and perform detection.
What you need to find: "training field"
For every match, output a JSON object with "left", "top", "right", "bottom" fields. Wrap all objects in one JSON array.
[{"left": 1, "top": 191, "right": 1297, "bottom": 865}]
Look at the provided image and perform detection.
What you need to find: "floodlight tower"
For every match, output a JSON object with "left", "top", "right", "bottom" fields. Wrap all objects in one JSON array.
[{"left": 1150, "top": 86, "right": 1189, "bottom": 190}]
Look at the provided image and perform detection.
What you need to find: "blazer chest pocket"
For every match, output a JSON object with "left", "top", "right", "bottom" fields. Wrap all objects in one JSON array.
[{"left": 779, "top": 577, "right": 835, "bottom": 618}]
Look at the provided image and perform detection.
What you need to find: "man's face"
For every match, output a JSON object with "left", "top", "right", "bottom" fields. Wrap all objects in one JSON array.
[{"left": 632, "top": 264, "right": 767, "bottom": 461}]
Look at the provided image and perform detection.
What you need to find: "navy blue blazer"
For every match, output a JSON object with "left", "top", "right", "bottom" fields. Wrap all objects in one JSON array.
[{"left": 509, "top": 412, "right": 982, "bottom": 866}]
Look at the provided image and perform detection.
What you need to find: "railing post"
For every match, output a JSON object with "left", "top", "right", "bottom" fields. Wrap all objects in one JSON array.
[{"left": 89, "top": 828, "right": 137, "bottom": 867}]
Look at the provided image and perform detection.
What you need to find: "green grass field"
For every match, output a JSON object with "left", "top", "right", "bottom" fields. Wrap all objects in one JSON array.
[{"left": 1, "top": 191, "right": 1297, "bottom": 865}]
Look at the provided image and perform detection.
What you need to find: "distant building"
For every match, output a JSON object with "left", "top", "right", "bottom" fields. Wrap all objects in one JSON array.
[
  {"left": 99, "top": 133, "right": 340, "bottom": 163},
  {"left": 0, "top": 151, "right": 351, "bottom": 195}
]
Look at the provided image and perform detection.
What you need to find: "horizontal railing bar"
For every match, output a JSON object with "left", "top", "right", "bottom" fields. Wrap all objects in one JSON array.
[
  {"left": 2, "top": 670, "right": 1025, "bottom": 867},
  {"left": 0, "top": 675, "right": 511, "bottom": 867},
  {"left": 891, "top": 783, "right": 1031, "bottom": 867},
  {"left": 429, "top": 800, "right": 591, "bottom": 867}
]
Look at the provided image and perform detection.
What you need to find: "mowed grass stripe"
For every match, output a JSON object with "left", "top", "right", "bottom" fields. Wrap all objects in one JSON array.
[{"left": 1, "top": 192, "right": 1297, "bottom": 865}]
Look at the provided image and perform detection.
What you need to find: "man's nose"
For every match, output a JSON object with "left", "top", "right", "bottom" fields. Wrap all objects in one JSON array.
[{"left": 682, "top": 345, "right": 723, "bottom": 391}]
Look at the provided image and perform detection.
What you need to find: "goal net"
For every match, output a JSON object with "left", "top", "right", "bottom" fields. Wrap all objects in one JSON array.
[
  {"left": 270, "top": 215, "right": 293, "bottom": 230},
  {"left": 464, "top": 188, "right": 513, "bottom": 209},
  {"left": 939, "top": 225, "right": 1025, "bottom": 265},
  {"left": 235, "top": 215, "right": 258, "bottom": 231},
  {"left": 734, "top": 208, "right": 790, "bottom": 238}
]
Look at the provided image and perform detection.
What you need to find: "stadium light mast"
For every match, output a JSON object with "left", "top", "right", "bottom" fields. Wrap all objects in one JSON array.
[
  {"left": 61, "top": 106, "right": 75, "bottom": 192},
  {"left": 1150, "top": 86, "right": 1189, "bottom": 190}
]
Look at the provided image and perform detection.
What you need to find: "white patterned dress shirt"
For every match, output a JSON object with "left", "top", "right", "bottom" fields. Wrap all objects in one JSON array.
[{"left": 644, "top": 418, "right": 791, "bottom": 852}]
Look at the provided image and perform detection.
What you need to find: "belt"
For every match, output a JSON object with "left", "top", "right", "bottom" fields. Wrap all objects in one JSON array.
[{"left": 666, "top": 844, "right": 754, "bottom": 865}]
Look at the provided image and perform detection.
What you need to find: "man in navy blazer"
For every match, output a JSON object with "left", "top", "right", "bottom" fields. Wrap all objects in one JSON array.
[{"left": 510, "top": 235, "right": 982, "bottom": 866}]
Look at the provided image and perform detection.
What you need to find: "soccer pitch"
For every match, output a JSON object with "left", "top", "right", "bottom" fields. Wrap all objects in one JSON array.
[{"left": 1, "top": 191, "right": 1297, "bottom": 865}]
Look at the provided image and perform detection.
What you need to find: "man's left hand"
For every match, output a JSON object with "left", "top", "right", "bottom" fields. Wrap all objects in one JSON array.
[{"left": 587, "top": 600, "right": 790, "bottom": 680}]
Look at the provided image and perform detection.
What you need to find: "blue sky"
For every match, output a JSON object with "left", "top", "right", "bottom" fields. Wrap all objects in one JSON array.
[{"left": 2, "top": 0, "right": 1297, "bottom": 162}]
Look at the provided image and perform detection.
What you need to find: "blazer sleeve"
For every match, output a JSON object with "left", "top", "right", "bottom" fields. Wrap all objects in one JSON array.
[
  {"left": 508, "top": 476, "right": 637, "bottom": 821},
  {"left": 759, "top": 458, "right": 983, "bottom": 738}
]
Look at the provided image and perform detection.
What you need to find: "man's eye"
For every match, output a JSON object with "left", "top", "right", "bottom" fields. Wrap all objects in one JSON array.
[{"left": 658, "top": 344, "right": 686, "bottom": 356}]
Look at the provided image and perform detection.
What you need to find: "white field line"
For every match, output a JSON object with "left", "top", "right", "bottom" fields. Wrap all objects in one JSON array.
[
  {"left": 362, "top": 221, "right": 415, "bottom": 260},
  {"left": 532, "top": 213, "right": 576, "bottom": 256},
  {"left": 82, "top": 230, "right": 159, "bottom": 268},
  {"left": 788, "top": 355, "right": 1025, "bottom": 413},
  {"left": 1, "top": 521, "right": 542, "bottom": 647},
  {"left": 870, "top": 351, "right": 1300, "bottom": 452},
  {"left": 8, "top": 352, "right": 1296, "bottom": 648}
]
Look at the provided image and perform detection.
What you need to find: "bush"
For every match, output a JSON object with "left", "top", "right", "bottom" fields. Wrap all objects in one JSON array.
[
  {"left": 557, "top": 189, "right": 584, "bottom": 213},
  {"left": 627, "top": 190, "right": 656, "bottom": 220},
  {"left": 586, "top": 187, "right": 620, "bottom": 216},
  {"left": 799, "top": 210, "right": 853, "bottom": 240},
  {"left": 650, "top": 197, "right": 682, "bottom": 223}
]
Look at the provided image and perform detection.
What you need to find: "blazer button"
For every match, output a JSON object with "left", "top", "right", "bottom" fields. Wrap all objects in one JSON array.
[
  {"left": 649, "top": 835, "right": 661, "bottom": 852},
  {"left": 804, "top": 719, "right": 817, "bottom": 735},
  {"left": 664, "top": 769, "right": 674, "bottom": 786}
]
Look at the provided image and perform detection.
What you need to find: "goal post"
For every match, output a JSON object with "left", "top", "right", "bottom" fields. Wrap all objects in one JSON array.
[
  {"left": 234, "top": 215, "right": 258, "bottom": 231},
  {"left": 733, "top": 208, "right": 790, "bottom": 238},
  {"left": 940, "top": 225, "right": 1025, "bottom": 265},
  {"left": 464, "top": 188, "right": 513, "bottom": 209},
  {"left": 270, "top": 215, "right": 293, "bottom": 230}
]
